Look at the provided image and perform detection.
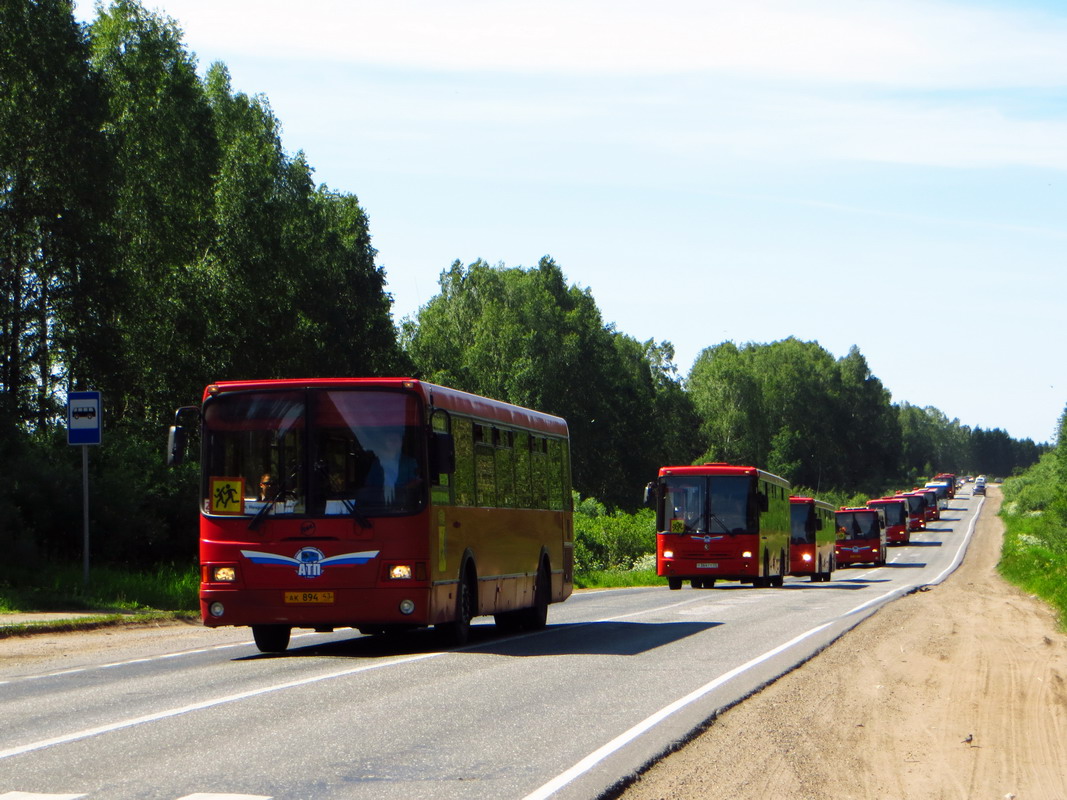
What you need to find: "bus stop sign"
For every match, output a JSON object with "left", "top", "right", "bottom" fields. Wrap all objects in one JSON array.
[{"left": 68, "top": 391, "right": 102, "bottom": 445}]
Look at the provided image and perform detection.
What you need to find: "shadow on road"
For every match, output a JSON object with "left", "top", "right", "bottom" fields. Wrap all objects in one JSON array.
[{"left": 241, "top": 620, "right": 724, "bottom": 660}]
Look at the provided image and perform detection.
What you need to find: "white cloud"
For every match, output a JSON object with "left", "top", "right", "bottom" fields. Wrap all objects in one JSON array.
[{"left": 127, "top": 0, "right": 1067, "bottom": 88}]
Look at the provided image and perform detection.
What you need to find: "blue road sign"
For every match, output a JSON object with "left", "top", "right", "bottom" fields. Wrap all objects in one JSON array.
[{"left": 68, "top": 391, "right": 102, "bottom": 445}]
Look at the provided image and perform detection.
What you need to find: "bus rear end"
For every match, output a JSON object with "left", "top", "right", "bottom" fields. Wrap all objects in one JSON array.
[
  {"left": 834, "top": 507, "right": 886, "bottom": 567},
  {"left": 867, "top": 497, "right": 910, "bottom": 544},
  {"left": 654, "top": 464, "right": 790, "bottom": 589},
  {"left": 788, "top": 496, "right": 836, "bottom": 582}
]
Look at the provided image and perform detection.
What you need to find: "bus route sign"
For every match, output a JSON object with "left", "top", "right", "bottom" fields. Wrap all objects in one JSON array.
[{"left": 68, "top": 391, "right": 102, "bottom": 445}]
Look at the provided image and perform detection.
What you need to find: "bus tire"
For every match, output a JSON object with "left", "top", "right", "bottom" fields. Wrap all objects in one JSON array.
[
  {"left": 252, "top": 624, "right": 291, "bottom": 653},
  {"left": 438, "top": 566, "right": 474, "bottom": 646},
  {"left": 519, "top": 564, "right": 550, "bottom": 631},
  {"left": 668, "top": 577, "right": 682, "bottom": 590}
]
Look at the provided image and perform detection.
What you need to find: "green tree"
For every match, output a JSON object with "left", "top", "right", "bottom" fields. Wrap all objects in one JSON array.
[
  {"left": 402, "top": 257, "right": 693, "bottom": 507},
  {"left": 1, "top": 0, "right": 112, "bottom": 429},
  {"left": 88, "top": 0, "right": 217, "bottom": 420}
]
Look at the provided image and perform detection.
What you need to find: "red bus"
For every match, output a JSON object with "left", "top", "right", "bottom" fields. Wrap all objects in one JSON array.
[
  {"left": 919, "top": 488, "right": 940, "bottom": 522},
  {"left": 789, "top": 496, "right": 836, "bottom": 582},
  {"left": 652, "top": 464, "right": 791, "bottom": 589},
  {"left": 834, "top": 506, "right": 887, "bottom": 568},
  {"left": 168, "top": 378, "right": 573, "bottom": 652},
  {"left": 867, "top": 497, "right": 910, "bottom": 544},
  {"left": 895, "top": 492, "right": 926, "bottom": 532},
  {"left": 934, "top": 472, "right": 957, "bottom": 499}
]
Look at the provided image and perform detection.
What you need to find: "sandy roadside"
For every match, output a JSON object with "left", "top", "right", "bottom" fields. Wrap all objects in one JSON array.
[{"left": 617, "top": 486, "right": 1067, "bottom": 800}]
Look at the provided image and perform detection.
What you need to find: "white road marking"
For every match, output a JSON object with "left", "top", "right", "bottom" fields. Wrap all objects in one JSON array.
[{"left": 0, "top": 651, "right": 444, "bottom": 762}]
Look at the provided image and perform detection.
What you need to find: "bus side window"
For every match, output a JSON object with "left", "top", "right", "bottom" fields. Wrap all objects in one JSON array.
[{"left": 452, "top": 416, "right": 475, "bottom": 506}]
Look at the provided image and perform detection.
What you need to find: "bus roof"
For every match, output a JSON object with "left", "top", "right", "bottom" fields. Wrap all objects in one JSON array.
[
  {"left": 790, "top": 496, "right": 835, "bottom": 512},
  {"left": 658, "top": 463, "right": 789, "bottom": 488},
  {"left": 202, "top": 378, "right": 569, "bottom": 437}
]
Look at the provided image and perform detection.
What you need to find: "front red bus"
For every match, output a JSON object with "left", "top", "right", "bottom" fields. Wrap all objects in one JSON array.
[
  {"left": 652, "top": 464, "right": 791, "bottom": 589},
  {"left": 834, "top": 506, "right": 887, "bottom": 568},
  {"left": 168, "top": 378, "right": 573, "bottom": 652},
  {"left": 866, "top": 497, "right": 910, "bottom": 544},
  {"left": 788, "top": 496, "right": 836, "bottom": 582}
]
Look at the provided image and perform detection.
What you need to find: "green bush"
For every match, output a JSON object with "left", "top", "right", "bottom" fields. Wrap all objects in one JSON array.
[{"left": 1000, "top": 452, "right": 1067, "bottom": 629}]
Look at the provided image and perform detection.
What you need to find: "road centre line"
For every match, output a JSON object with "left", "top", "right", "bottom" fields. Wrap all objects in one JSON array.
[
  {"left": 523, "top": 497, "right": 985, "bottom": 800},
  {"left": 0, "top": 651, "right": 445, "bottom": 762},
  {"left": 1, "top": 631, "right": 324, "bottom": 686}
]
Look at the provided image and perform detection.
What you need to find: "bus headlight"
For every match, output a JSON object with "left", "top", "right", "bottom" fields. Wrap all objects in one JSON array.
[
  {"left": 662, "top": 550, "right": 674, "bottom": 559},
  {"left": 212, "top": 566, "right": 237, "bottom": 582},
  {"left": 399, "top": 599, "right": 416, "bottom": 615},
  {"left": 802, "top": 553, "right": 812, "bottom": 562},
  {"left": 209, "top": 602, "right": 225, "bottom": 617},
  {"left": 389, "top": 564, "right": 413, "bottom": 580},
  {"left": 742, "top": 551, "right": 753, "bottom": 559}
]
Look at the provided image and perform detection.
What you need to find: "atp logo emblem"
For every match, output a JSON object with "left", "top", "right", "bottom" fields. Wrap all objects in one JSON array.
[{"left": 241, "top": 547, "right": 380, "bottom": 578}]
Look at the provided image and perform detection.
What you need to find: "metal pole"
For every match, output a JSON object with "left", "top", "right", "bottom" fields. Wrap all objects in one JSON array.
[{"left": 83, "top": 444, "right": 90, "bottom": 586}]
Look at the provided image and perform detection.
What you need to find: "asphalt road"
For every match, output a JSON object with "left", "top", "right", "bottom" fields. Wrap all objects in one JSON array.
[{"left": 0, "top": 491, "right": 983, "bottom": 800}]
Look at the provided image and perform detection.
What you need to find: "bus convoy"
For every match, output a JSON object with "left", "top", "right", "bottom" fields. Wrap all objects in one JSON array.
[
  {"left": 649, "top": 465, "right": 960, "bottom": 590},
  {"left": 167, "top": 380, "right": 962, "bottom": 650}
]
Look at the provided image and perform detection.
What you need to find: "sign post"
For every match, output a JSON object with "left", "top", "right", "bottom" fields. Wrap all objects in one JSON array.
[{"left": 68, "top": 391, "right": 102, "bottom": 586}]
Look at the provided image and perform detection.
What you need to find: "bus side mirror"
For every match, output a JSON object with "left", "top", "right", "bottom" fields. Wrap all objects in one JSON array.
[
  {"left": 643, "top": 481, "right": 656, "bottom": 506},
  {"left": 815, "top": 518, "right": 824, "bottom": 531},
  {"left": 429, "top": 431, "right": 455, "bottom": 474},
  {"left": 166, "top": 425, "right": 187, "bottom": 467}
]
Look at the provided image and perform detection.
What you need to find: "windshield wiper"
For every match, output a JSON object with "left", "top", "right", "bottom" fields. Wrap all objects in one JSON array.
[
  {"left": 708, "top": 513, "right": 734, "bottom": 535},
  {"left": 341, "top": 499, "right": 372, "bottom": 529}
]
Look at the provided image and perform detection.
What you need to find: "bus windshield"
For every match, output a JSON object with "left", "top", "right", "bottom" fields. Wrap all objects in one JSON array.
[
  {"left": 663, "top": 475, "right": 756, "bottom": 534},
  {"left": 202, "top": 388, "right": 425, "bottom": 519},
  {"left": 872, "top": 502, "right": 906, "bottom": 526},
  {"left": 790, "top": 503, "right": 816, "bottom": 544},
  {"left": 836, "top": 512, "right": 879, "bottom": 540}
]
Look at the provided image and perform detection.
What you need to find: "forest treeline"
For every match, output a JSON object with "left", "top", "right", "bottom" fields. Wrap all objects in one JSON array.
[{"left": 1, "top": 0, "right": 1049, "bottom": 566}]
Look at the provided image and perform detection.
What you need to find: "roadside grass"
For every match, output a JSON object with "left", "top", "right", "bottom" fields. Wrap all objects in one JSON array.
[
  {"left": 0, "top": 561, "right": 199, "bottom": 615},
  {"left": 998, "top": 506, "right": 1067, "bottom": 630},
  {"left": 575, "top": 567, "right": 663, "bottom": 590},
  {"left": 999, "top": 453, "right": 1067, "bottom": 630}
]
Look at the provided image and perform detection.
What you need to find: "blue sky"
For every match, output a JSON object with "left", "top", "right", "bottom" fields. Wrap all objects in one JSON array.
[{"left": 76, "top": 0, "right": 1067, "bottom": 444}]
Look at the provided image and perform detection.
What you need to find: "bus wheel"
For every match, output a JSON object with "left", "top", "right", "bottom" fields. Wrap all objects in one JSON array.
[
  {"left": 438, "top": 571, "right": 473, "bottom": 646},
  {"left": 668, "top": 577, "right": 682, "bottom": 590},
  {"left": 252, "top": 624, "right": 291, "bottom": 653},
  {"left": 701, "top": 578, "right": 716, "bottom": 589},
  {"left": 770, "top": 574, "right": 784, "bottom": 587},
  {"left": 520, "top": 565, "right": 550, "bottom": 631}
]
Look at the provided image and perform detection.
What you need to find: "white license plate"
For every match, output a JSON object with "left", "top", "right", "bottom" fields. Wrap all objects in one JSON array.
[{"left": 696, "top": 562, "right": 718, "bottom": 569}]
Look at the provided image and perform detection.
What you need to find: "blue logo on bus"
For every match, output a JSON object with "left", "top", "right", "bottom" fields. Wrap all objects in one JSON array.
[{"left": 241, "top": 547, "right": 380, "bottom": 578}]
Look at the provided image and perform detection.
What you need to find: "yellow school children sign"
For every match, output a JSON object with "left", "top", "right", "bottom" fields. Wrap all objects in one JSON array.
[{"left": 210, "top": 477, "right": 246, "bottom": 515}]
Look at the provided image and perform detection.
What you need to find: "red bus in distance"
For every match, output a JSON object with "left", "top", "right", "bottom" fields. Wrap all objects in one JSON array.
[
  {"left": 834, "top": 506, "right": 887, "bottom": 568},
  {"left": 168, "top": 378, "right": 573, "bottom": 652},
  {"left": 895, "top": 492, "right": 926, "bottom": 532},
  {"left": 788, "top": 496, "right": 837, "bottom": 582},
  {"left": 651, "top": 463, "right": 791, "bottom": 589},
  {"left": 866, "top": 497, "right": 910, "bottom": 545}
]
